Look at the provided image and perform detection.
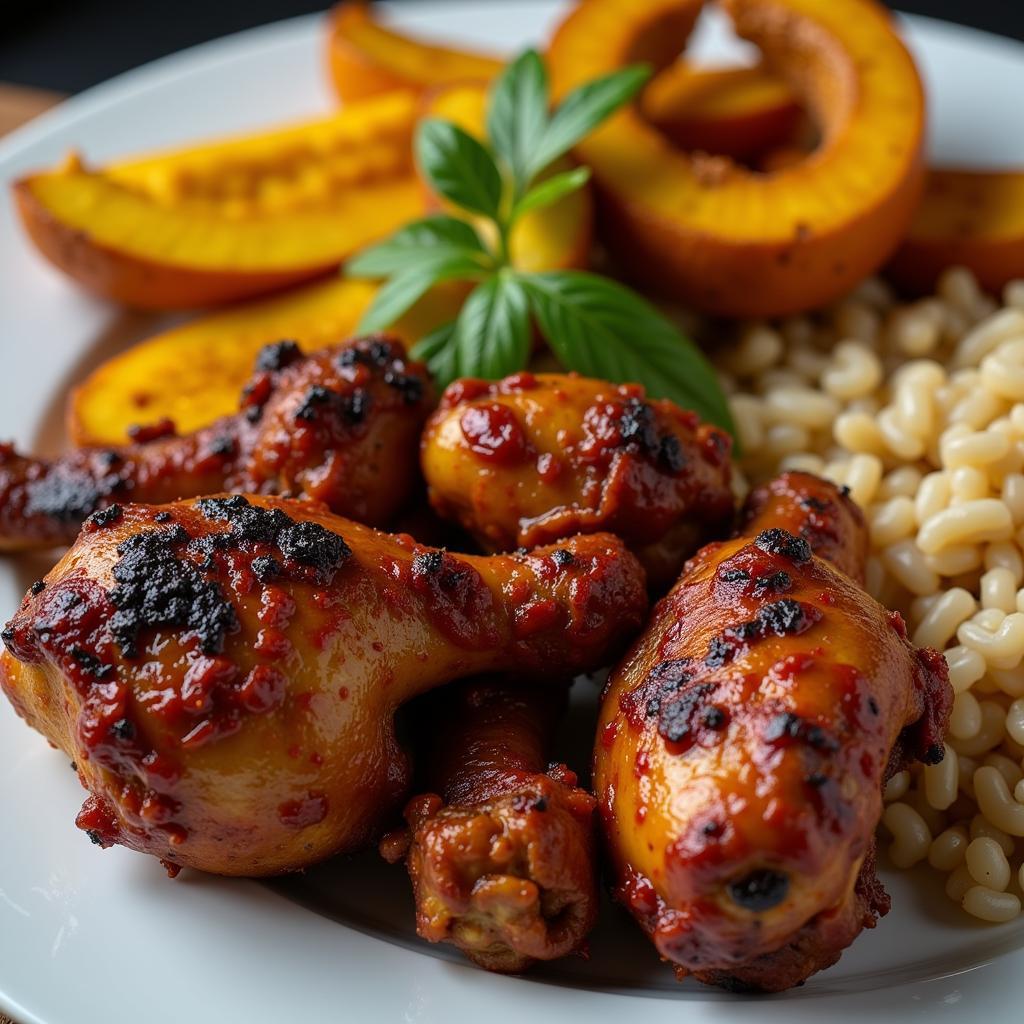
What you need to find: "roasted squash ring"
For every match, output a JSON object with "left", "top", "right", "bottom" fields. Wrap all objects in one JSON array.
[
  {"left": 547, "top": 0, "right": 926, "bottom": 318},
  {"left": 887, "top": 169, "right": 1024, "bottom": 295},
  {"left": 641, "top": 62, "right": 802, "bottom": 161}
]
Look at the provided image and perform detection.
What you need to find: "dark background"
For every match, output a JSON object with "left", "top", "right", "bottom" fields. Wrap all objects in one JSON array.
[{"left": 0, "top": 0, "right": 1022, "bottom": 95}]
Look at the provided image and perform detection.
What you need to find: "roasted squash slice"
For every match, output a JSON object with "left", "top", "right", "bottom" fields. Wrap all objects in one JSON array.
[
  {"left": 68, "top": 276, "right": 465, "bottom": 446},
  {"left": 642, "top": 62, "right": 802, "bottom": 160},
  {"left": 325, "top": 1, "right": 801, "bottom": 166},
  {"left": 548, "top": 0, "right": 926, "bottom": 318},
  {"left": 326, "top": 2, "right": 503, "bottom": 102},
  {"left": 65, "top": 85, "right": 592, "bottom": 443},
  {"left": 14, "top": 91, "right": 425, "bottom": 310},
  {"left": 887, "top": 169, "right": 1024, "bottom": 294},
  {"left": 423, "top": 84, "right": 593, "bottom": 271}
]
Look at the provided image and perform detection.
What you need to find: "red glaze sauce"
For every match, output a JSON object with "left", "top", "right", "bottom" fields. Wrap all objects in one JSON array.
[
  {"left": 127, "top": 418, "right": 177, "bottom": 444},
  {"left": 254, "top": 627, "right": 291, "bottom": 659},
  {"left": 278, "top": 791, "right": 328, "bottom": 828},
  {"left": 407, "top": 549, "right": 502, "bottom": 649},
  {"left": 75, "top": 794, "right": 121, "bottom": 848},
  {"left": 440, "top": 378, "right": 492, "bottom": 410},
  {"left": 237, "top": 665, "right": 287, "bottom": 714},
  {"left": 499, "top": 372, "right": 538, "bottom": 393},
  {"left": 772, "top": 651, "right": 816, "bottom": 681},
  {"left": 600, "top": 720, "right": 619, "bottom": 749},
  {"left": 536, "top": 452, "right": 563, "bottom": 484},
  {"left": 513, "top": 598, "right": 564, "bottom": 638},
  {"left": 459, "top": 404, "right": 530, "bottom": 465},
  {"left": 617, "top": 864, "right": 661, "bottom": 918}
]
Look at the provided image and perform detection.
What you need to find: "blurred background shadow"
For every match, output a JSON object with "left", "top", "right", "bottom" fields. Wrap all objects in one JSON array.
[{"left": 0, "top": 1, "right": 1022, "bottom": 96}]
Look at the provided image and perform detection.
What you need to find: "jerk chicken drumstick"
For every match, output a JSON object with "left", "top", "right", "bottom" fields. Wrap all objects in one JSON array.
[
  {"left": 381, "top": 677, "right": 598, "bottom": 972},
  {"left": 595, "top": 472, "right": 953, "bottom": 991},
  {"left": 0, "top": 494, "right": 646, "bottom": 876},
  {"left": 0, "top": 336, "right": 432, "bottom": 552},
  {"left": 421, "top": 372, "right": 734, "bottom": 588}
]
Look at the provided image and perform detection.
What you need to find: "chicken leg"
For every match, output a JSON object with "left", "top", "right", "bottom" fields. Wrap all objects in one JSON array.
[
  {"left": 594, "top": 471, "right": 952, "bottom": 991},
  {"left": 421, "top": 372, "right": 734, "bottom": 588},
  {"left": 1, "top": 494, "right": 646, "bottom": 876},
  {"left": 381, "top": 677, "right": 598, "bottom": 972},
  {"left": 0, "top": 336, "right": 432, "bottom": 551}
]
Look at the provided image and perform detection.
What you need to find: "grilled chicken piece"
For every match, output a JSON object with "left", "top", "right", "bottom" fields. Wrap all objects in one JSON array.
[
  {"left": 595, "top": 472, "right": 952, "bottom": 991},
  {"left": 0, "top": 336, "right": 431, "bottom": 551},
  {"left": 382, "top": 677, "right": 598, "bottom": 972},
  {"left": 421, "top": 372, "right": 734, "bottom": 589},
  {"left": 1, "top": 494, "right": 645, "bottom": 876}
]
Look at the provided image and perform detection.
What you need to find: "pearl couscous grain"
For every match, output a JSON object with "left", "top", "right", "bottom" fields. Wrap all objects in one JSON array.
[{"left": 711, "top": 267, "right": 1024, "bottom": 922}]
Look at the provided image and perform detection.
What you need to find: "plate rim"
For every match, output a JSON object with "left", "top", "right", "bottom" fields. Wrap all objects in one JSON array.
[{"left": 2, "top": 4, "right": 1024, "bottom": 1023}]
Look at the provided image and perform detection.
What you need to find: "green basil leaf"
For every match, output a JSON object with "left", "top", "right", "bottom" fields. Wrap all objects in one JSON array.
[
  {"left": 356, "top": 257, "right": 483, "bottom": 334},
  {"left": 486, "top": 49, "right": 550, "bottom": 195},
  {"left": 346, "top": 215, "right": 491, "bottom": 277},
  {"left": 520, "top": 271, "right": 736, "bottom": 441},
  {"left": 411, "top": 320, "right": 458, "bottom": 391},
  {"left": 416, "top": 118, "right": 504, "bottom": 220},
  {"left": 510, "top": 166, "right": 590, "bottom": 224},
  {"left": 454, "top": 272, "right": 531, "bottom": 380},
  {"left": 529, "top": 64, "right": 650, "bottom": 179}
]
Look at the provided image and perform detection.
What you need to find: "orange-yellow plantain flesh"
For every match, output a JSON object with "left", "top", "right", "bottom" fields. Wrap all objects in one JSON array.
[{"left": 14, "top": 92, "right": 425, "bottom": 310}]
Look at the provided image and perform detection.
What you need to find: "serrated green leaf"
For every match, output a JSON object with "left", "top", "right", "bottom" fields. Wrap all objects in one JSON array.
[
  {"left": 510, "top": 166, "right": 590, "bottom": 224},
  {"left": 411, "top": 320, "right": 458, "bottom": 390},
  {"left": 416, "top": 118, "right": 504, "bottom": 220},
  {"left": 520, "top": 271, "right": 736, "bottom": 442},
  {"left": 529, "top": 64, "right": 650, "bottom": 179},
  {"left": 454, "top": 272, "right": 531, "bottom": 380},
  {"left": 346, "top": 215, "right": 491, "bottom": 278},
  {"left": 356, "top": 257, "right": 483, "bottom": 334},
  {"left": 486, "top": 49, "right": 550, "bottom": 195}
]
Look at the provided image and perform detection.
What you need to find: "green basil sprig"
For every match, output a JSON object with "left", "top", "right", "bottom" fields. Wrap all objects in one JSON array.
[{"left": 345, "top": 49, "right": 735, "bottom": 439}]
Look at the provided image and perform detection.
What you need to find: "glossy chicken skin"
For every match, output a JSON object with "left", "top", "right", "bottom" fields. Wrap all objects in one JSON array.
[
  {"left": 0, "top": 494, "right": 645, "bottom": 876},
  {"left": 0, "top": 336, "right": 432, "bottom": 551},
  {"left": 382, "top": 678, "right": 597, "bottom": 972},
  {"left": 421, "top": 372, "right": 734, "bottom": 589},
  {"left": 738, "top": 472, "right": 868, "bottom": 584},
  {"left": 595, "top": 472, "right": 952, "bottom": 991}
]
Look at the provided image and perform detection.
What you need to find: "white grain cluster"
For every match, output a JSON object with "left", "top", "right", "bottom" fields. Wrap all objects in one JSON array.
[{"left": 714, "top": 267, "right": 1024, "bottom": 922}]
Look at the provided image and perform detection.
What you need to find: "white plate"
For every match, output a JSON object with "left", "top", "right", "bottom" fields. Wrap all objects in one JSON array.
[{"left": 1, "top": 4, "right": 1023, "bottom": 1022}]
